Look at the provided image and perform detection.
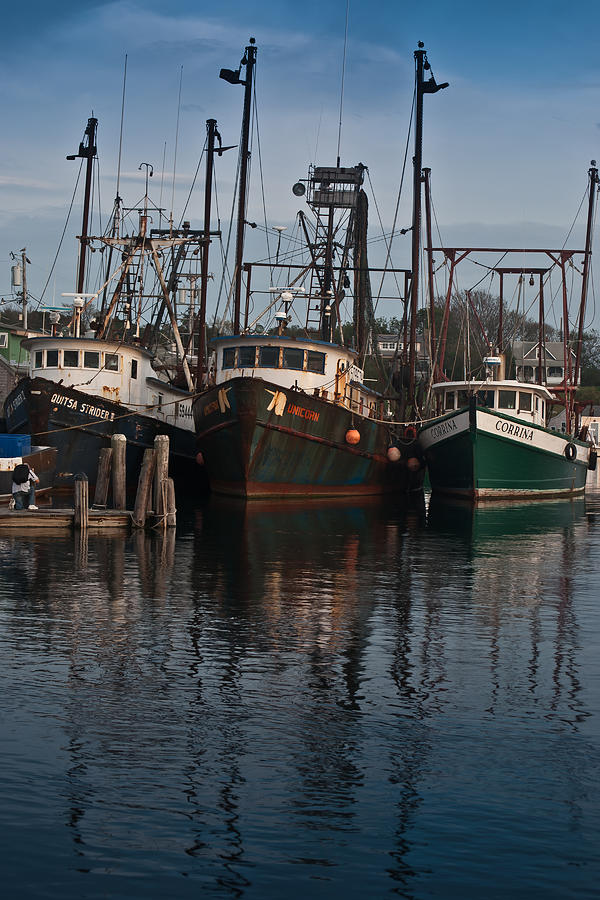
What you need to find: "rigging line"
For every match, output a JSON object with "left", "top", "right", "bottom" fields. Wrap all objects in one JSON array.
[
  {"left": 562, "top": 183, "right": 588, "bottom": 251},
  {"left": 212, "top": 148, "right": 240, "bottom": 329},
  {"left": 170, "top": 66, "right": 184, "bottom": 233},
  {"left": 336, "top": 0, "right": 350, "bottom": 164},
  {"left": 179, "top": 136, "right": 207, "bottom": 226},
  {"left": 116, "top": 54, "right": 127, "bottom": 200},
  {"left": 253, "top": 87, "right": 273, "bottom": 278},
  {"left": 159, "top": 141, "right": 167, "bottom": 229},
  {"left": 365, "top": 169, "right": 404, "bottom": 310},
  {"left": 39, "top": 161, "right": 84, "bottom": 304},
  {"left": 373, "top": 86, "right": 415, "bottom": 308}
]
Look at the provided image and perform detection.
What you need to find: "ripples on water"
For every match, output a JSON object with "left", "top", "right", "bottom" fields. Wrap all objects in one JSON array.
[{"left": 1, "top": 481, "right": 600, "bottom": 898}]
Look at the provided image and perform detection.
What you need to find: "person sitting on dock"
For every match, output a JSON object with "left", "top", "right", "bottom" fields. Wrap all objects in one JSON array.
[{"left": 10, "top": 463, "right": 39, "bottom": 510}]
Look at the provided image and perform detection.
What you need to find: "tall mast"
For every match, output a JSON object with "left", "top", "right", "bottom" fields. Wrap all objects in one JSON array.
[
  {"left": 408, "top": 44, "right": 447, "bottom": 411},
  {"left": 197, "top": 119, "right": 218, "bottom": 386},
  {"left": 67, "top": 117, "right": 98, "bottom": 295},
  {"left": 574, "top": 161, "right": 599, "bottom": 389},
  {"left": 220, "top": 38, "right": 257, "bottom": 334}
]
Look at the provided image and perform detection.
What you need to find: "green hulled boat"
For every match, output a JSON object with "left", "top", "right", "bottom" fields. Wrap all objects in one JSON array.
[{"left": 419, "top": 378, "right": 595, "bottom": 500}]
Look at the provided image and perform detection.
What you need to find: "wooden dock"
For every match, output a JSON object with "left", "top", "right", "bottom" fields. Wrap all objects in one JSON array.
[{"left": 0, "top": 508, "right": 131, "bottom": 530}]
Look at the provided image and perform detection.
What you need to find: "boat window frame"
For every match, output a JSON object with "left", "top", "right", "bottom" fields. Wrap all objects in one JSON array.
[
  {"left": 104, "top": 353, "right": 120, "bottom": 372},
  {"left": 518, "top": 391, "right": 532, "bottom": 411},
  {"left": 63, "top": 349, "right": 79, "bottom": 368},
  {"left": 34, "top": 350, "right": 43, "bottom": 369},
  {"left": 444, "top": 390, "right": 455, "bottom": 410},
  {"left": 83, "top": 350, "right": 100, "bottom": 369},
  {"left": 282, "top": 347, "right": 305, "bottom": 371},
  {"left": 476, "top": 389, "right": 495, "bottom": 408},
  {"left": 258, "top": 346, "right": 280, "bottom": 368},
  {"left": 498, "top": 389, "right": 517, "bottom": 410},
  {"left": 131, "top": 359, "right": 138, "bottom": 379},
  {"left": 306, "top": 350, "right": 326, "bottom": 374},
  {"left": 238, "top": 345, "right": 257, "bottom": 368},
  {"left": 46, "top": 349, "right": 59, "bottom": 368},
  {"left": 222, "top": 347, "right": 236, "bottom": 369}
]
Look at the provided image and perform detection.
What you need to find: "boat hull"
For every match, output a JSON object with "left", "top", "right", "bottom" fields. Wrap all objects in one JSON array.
[
  {"left": 419, "top": 404, "right": 591, "bottom": 500},
  {"left": 4, "top": 377, "right": 201, "bottom": 490},
  {"left": 194, "top": 376, "right": 421, "bottom": 498}
]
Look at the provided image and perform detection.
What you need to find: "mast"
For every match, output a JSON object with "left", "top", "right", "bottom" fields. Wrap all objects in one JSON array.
[
  {"left": 220, "top": 38, "right": 257, "bottom": 334},
  {"left": 197, "top": 119, "right": 218, "bottom": 386},
  {"left": 574, "top": 162, "right": 599, "bottom": 392},
  {"left": 67, "top": 117, "right": 98, "bottom": 295},
  {"left": 409, "top": 44, "right": 447, "bottom": 411}
]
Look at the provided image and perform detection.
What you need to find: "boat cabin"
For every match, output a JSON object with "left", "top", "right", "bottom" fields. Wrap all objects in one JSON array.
[
  {"left": 433, "top": 379, "right": 553, "bottom": 428},
  {"left": 21, "top": 336, "right": 194, "bottom": 430},
  {"left": 212, "top": 334, "right": 384, "bottom": 419}
]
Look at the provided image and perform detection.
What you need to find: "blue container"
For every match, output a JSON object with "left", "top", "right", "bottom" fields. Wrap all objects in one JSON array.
[{"left": 0, "top": 433, "right": 31, "bottom": 457}]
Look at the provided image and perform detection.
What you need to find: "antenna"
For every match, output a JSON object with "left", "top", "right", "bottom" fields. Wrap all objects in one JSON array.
[
  {"left": 115, "top": 54, "right": 127, "bottom": 200},
  {"left": 336, "top": 0, "right": 350, "bottom": 167}
]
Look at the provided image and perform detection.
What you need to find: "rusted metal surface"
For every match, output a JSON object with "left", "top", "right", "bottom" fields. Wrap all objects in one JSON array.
[{"left": 194, "top": 376, "right": 422, "bottom": 499}]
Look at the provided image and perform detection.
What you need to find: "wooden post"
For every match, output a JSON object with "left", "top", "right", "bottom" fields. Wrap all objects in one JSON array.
[
  {"left": 93, "top": 447, "right": 113, "bottom": 508},
  {"left": 74, "top": 474, "right": 89, "bottom": 530},
  {"left": 132, "top": 449, "right": 155, "bottom": 528},
  {"left": 153, "top": 435, "right": 170, "bottom": 517},
  {"left": 166, "top": 477, "right": 176, "bottom": 527},
  {"left": 111, "top": 434, "right": 127, "bottom": 510}
]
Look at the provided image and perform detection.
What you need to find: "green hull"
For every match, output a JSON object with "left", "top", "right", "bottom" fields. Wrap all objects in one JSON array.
[{"left": 419, "top": 406, "right": 591, "bottom": 500}]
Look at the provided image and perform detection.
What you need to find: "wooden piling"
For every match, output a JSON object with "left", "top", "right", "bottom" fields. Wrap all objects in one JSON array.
[
  {"left": 153, "top": 435, "right": 170, "bottom": 517},
  {"left": 74, "top": 474, "right": 89, "bottom": 530},
  {"left": 132, "top": 449, "right": 155, "bottom": 528},
  {"left": 111, "top": 434, "right": 127, "bottom": 510},
  {"left": 93, "top": 447, "right": 113, "bottom": 508},
  {"left": 166, "top": 477, "right": 176, "bottom": 527}
]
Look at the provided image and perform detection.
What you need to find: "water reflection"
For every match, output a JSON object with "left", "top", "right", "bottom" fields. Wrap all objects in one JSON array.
[{"left": 0, "top": 490, "right": 598, "bottom": 897}]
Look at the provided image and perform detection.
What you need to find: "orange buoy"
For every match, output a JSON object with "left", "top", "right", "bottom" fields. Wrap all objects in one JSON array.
[
  {"left": 387, "top": 446, "right": 402, "bottom": 463},
  {"left": 345, "top": 428, "right": 360, "bottom": 445},
  {"left": 196, "top": 452, "right": 205, "bottom": 466}
]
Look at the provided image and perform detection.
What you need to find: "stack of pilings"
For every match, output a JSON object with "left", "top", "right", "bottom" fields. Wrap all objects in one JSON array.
[{"left": 75, "top": 433, "right": 176, "bottom": 531}]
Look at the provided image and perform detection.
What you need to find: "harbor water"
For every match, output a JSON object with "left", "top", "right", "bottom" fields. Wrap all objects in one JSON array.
[{"left": 1, "top": 480, "right": 600, "bottom": 898}]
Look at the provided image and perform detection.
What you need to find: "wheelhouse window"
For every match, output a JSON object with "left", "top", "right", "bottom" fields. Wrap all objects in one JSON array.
[
  {"left": 444, "top": 391, "right": 455, "bottom": 410},
  {"left": 63, "top": 350, "right": 79, "bottom": 367},
  {"left": 457, "top": 390, "right": 469, "bottom": 407},
  {"left": 222, "top": 348, "right": 236, "bottom": 369},
  {"left": 46, "top": 349, "right": 59, "bottom": 367},
  {"left": 282, "top": 347, "right": 304, "bottom": 370},
  {"left": 477, "top": 390, "right": 495, "bottom": 408},
  {"left": 105, "top": 353, "right": 119, "bottom": 372},
  {"left": 238, "top": 346, "right": 256, "bottom": 367},
  {"left": 499, "top": 390, "right": 517, "bottom": 410},
  {"left": 35, "top": 350, "right": 43, "bottom": 368},
  {"left": 84, "top": 351, "right": 100, "bottom": 369},
  {"left": 519, "top": 392, "right": 532, "bottom": 411},
  {"left": 258, "top": 346, "right": 280, "bottom": 368},
  {"left": 131, "top": 359, "right": 138, "bottom": 379},
  {"left": 307, "top": 350, "right": 326, "bottom": 374}
]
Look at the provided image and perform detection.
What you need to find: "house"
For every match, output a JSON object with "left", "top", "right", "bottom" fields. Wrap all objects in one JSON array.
[
  {"left": 0, "top": 323, "right": 40, "bottom": 418},
  {"left": 375, "top": 334, "right": 430, "bottom": 381},
  {"left": 580, "top": 405, "right": 600, "bottom": 447},
  {"left": 511, "top": 341, "right": 579, "bottom": 387}
]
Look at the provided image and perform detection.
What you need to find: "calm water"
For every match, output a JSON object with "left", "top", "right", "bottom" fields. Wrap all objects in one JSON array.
[{"left": 1, "top": 480, "right": 600, "bottom": 899}]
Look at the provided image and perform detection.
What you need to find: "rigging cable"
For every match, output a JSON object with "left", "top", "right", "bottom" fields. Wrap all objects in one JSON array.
[
  {"left": 170, "top": 66, "right": 184, "bottom": 235},
  {"left": 38, "top": 161, "right": 84, "bottom": 304},
  {"left": 336, "top": 0, "right": 350, "bottom": 164}
]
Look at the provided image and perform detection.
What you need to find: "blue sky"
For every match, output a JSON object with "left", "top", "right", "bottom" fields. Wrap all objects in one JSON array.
[{"left": 1, "top": 0, "right": 599, "bottom": 328}]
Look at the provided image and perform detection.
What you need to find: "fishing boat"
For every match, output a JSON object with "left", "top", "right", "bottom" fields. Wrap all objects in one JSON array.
[
  {"left": 192, "top": 42, "right": 446, "bottom": 498},
  {"left": 4, "top": 118, "right": 201, "bottom": 489},
  {"left": 418, "top": 164, "right": 599, "bottom": 500}
]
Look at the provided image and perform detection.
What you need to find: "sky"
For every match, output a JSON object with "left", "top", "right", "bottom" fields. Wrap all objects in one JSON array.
[{"left": 1, "top": 0, "right": 599, "bottom": 331}]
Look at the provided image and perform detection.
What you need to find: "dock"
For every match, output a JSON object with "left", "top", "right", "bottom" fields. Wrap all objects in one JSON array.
[
  {"left": 0, "top": 508, "right": 131, "bottom": 530},
  {"left": 0, "top": 433, "right": 176, "bottom": 532}
]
